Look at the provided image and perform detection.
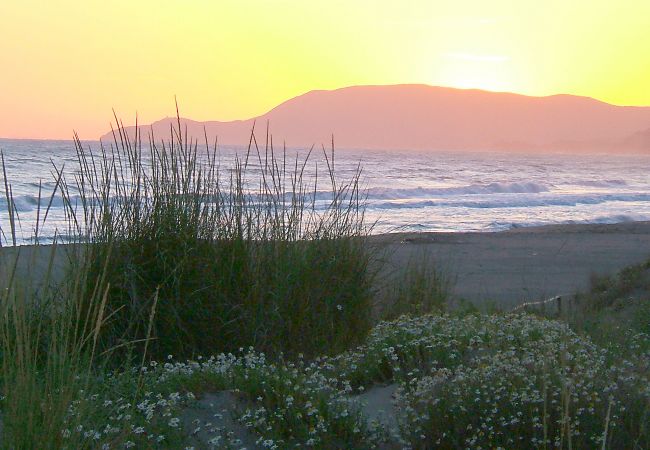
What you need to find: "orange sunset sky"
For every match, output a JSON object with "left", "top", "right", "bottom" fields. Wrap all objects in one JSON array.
[{"left": 1, "top": 0, "right": 649, "bottom": 140}]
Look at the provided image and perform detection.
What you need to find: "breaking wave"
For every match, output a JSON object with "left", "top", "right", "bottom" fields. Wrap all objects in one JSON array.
[{"left": 362, "top": 182, "right": 550, "bottom": 200}]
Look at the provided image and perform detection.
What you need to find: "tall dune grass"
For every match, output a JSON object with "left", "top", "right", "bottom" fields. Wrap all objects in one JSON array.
[
  {"left": 59, "top": 118, "right": 376, "bottom": 361},
  {"left": 0, "top": 218, "right": 111, "bottom": 447}
]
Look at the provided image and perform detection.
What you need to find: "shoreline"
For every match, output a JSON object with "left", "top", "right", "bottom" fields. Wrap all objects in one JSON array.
[{"left": 3, "top": 221, "right": 650, "bottom": 309}]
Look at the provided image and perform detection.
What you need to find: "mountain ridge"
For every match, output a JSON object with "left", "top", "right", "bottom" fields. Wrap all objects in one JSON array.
[{"left": 100, "top": 84, "right": 650, "bottom": 152}]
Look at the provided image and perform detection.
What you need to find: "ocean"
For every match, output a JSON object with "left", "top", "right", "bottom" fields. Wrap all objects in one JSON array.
[{"left": 1, "top": 138, "right": 650, "bottom": 245}]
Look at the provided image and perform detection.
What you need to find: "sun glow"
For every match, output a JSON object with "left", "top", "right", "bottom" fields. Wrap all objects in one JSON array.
[{"left": 437, "top": 52, "right": 517, "bottom": 92}]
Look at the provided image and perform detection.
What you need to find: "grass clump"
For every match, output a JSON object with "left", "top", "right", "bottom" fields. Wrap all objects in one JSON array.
[
  {"left": 568, "top": 259, "right": 650, "bottom": 370},
  {"left": 380, "top": 251, "right": 451, "bottom": 320},
  {"left": 60, "top": 119, "right": 374, "bottom": 361},
  {"left": 584, "top": 260, "right": 650, "bottom": 312},
  {"left": 0, "top": 160, "right": 119, "bottom": 449},
  {"left": 0, "top": 245, "right": 113, "bottom": 449}
]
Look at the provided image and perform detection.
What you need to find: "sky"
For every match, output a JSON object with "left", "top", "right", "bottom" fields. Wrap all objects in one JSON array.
[{"left": 1, "top": 0, "right": 649, "bottom": 140}]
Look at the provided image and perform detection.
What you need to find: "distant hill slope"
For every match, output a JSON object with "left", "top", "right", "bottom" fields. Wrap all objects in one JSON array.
[{"left": 101, "top": 84, "right": 650, "bottom": 152}]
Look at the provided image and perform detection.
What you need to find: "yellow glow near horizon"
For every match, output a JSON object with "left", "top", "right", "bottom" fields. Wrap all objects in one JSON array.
[{"left": 1, "top": 0, "right": 649, "bottom": 139}]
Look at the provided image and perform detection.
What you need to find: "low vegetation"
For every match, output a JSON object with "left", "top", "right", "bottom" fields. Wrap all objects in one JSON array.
[{"left": 3, "top": 312, "right": 647, "bottom": 449}]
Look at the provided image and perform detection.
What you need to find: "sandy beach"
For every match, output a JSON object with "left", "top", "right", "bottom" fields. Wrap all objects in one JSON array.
[
  {"left": 373, "top": 221, "right": 650, "bottom": 309},
  {"left": 3, "top": 221, "right": 650, "bottom": 310}
]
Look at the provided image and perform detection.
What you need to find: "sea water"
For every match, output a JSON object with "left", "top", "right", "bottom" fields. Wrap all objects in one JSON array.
[{"left": 1, "top": 138, "right": 650, "bottom": 245}]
